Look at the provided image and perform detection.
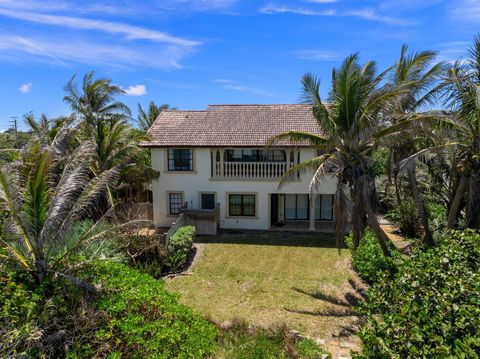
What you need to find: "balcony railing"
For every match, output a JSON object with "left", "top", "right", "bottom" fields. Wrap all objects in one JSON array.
[{"left": 213, "top": 161, "right": 295, "bottom": 180}]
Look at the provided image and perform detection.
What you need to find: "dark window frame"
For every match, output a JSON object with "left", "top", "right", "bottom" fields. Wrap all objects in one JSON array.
[
  {"left": 200, "top": 193, "right": 216, "bottom": 210},
  {"left": 228, "top": 194, "right": 256, "bottom": 217},
  {"left": 168, "top": 192, "right": 183, "bottom": 215},
  {"left": 168, "top": 149, "right": 193, "bottom": 171}
]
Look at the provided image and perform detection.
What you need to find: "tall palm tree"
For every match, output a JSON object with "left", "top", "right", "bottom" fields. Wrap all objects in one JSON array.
[
  {"left": 440, "top": 36, "right": 480, "bottom": 228},
  {"left": 63, "top": 71, "right": 131, "bottom": 130},
  {"left": 63, "top": 72, "right": 140, "bottom": 202},
  {"left": 386, "top": 45, "right": 446, "bottom": 247},
  {"left": 0, "top": 135, "right": 120, "bottom": 285},
  {"left": 268, "top": 54, "right": 406, "bottom": 256},
  {"left": 137, "top": 101, "right": 170, "bottom": 131}
]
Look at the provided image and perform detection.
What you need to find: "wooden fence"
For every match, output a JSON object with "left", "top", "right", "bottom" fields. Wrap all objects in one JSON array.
[{"left": 181, "top": 205, "right": 219, "bottom": 236}]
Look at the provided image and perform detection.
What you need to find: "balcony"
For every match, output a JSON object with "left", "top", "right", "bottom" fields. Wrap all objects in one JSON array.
[{"left": 210, "top": 148, "right": 299, "bottom": 180}]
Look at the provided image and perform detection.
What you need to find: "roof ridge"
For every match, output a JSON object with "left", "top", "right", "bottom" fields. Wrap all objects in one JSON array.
[{"left": 208, "top": 103, "right": 307, "bottom": 107}]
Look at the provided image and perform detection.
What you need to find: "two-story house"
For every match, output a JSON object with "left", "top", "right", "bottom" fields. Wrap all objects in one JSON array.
[{"left": 141, "top": 104, "right": 337, "bottom": 232}]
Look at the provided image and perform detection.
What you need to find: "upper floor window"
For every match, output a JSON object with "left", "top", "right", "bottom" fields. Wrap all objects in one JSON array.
[
  {"left": 225, "top": 149, "right": 286, "bottom": 162},
  {"left": 168, "top": 149, "right": 193, "bottom": 171}
]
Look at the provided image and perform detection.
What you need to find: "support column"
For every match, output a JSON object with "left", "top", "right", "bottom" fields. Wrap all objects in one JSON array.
[
  {"left": 309, "top": 194, "right": 316, "bottom": 231},
  {"left": 219, "top": 149, "right": 225, "bottom": 178}
]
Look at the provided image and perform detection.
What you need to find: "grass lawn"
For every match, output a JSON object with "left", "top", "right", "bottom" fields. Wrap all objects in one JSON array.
[{"left": 166, "top": 230, "right": 358, "bottom": 339}]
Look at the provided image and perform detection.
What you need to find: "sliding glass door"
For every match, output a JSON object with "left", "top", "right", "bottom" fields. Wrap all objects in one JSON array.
[{"left": 284, "top": 194, "right": 309, "bottom": 220}]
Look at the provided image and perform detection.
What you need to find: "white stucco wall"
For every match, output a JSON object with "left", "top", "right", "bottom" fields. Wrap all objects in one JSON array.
[{"left": 150, "top": 148, "right": 337, "bottom": 230}]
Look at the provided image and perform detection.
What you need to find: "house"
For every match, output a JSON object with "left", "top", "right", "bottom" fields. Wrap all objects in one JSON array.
[{"left": 140, "top": 104, "right": 337, "bottom": 232}]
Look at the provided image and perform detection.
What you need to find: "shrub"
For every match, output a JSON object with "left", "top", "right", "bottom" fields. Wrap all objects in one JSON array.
[
  {"left": 0, "top": 272, "right": 43, "bottom": 356},
  {"left": 355, "top": 229, "right": 480, "bottom": 358},
  {"left": 385, "top": 199, "right": 419, "bottom": 237},
  {"left": 118, "top": 233, "right": 167, "bottom": 278},
  {"left": 346, "top": 230, "right": 398, "bottom": 284},
  {"left": 167, "top": 225, "right": 195, "bottom": 271},
  {"left": 72, "top": 261, "right": 218, "bottom": 358},
  {"left": 169, "top": 225, "right": 195, "bottom": 257}
]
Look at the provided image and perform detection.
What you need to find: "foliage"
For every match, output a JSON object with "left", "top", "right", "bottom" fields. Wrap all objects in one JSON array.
[
  {"left": 169, "top": 226, "right": 194, "bottom": 255},
  {"left": 347, "top": 230, "right": 398, "bottom": 284},
  {"left": 385, "top": 199, "right": 420, "bottom": 237},
  {"left": 72, "top": 261, "right": 218, "bottom": 358},
  {"left": 118, "top": 232, "right": 167, "bottom": 278},
  {"left": 0, "top": 137, "right": 120, "bottom": 285},
  {"left": 296, "top": 337, "right": 331, "bottom": 358},
  {"left": 355, "top": 229, "right": 480, "bottom": 358}
]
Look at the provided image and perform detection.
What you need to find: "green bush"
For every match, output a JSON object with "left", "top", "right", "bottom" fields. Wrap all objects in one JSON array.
[
  {"left": 72, "top": 261, "right": 218, "bottom": 358},
  {"left": 0, "top": 272, "right": 43, "bottom": 356},
  {"left": 169, "top": 225, "right": 195, "bottom": 257},
  {"left": 385, "top": 199, "right": 419, "bottom": 237},
  {"left": 355, "top": 229, "right": 480, "bottom": 358},
  {"left": 347, "top": 230, "right": 398, "bottom": 284},
  {"left": 119, "top": 233, "right": 167, "bottom": 278}
]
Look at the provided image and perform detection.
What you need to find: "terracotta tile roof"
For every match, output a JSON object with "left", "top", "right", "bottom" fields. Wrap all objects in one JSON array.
[{"left": 141, "top": 104, "right": 321, "bottom": 148}]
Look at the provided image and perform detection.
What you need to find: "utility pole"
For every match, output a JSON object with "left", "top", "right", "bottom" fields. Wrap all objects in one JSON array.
[{"left": 9, "top": 116, "right": 19, "bottom": 145}]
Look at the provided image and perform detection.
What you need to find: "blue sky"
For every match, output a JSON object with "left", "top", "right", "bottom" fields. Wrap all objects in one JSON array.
[{"left": 0, "top": 0, "right": 479, "bottom": 131}]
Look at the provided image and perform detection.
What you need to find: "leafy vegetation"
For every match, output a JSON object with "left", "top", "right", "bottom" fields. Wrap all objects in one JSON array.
[
  {"left": 355, "top": 229, "right": 480, "bottom": 358},
  {"left": 71, "top": 261, "right": 219, "bottom": 358},
  {"left": 347, "top": 230, "right": 399, "bottom": 284}
]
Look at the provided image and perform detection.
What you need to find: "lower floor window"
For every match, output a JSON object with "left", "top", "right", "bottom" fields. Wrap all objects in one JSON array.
[
  {"left": 201, "top": 193, "right": 216, "bottom": 210},
  {"left": 169, "top": 192, "right": 183, "bottom": 215},
  {"left": 229, "top": 194, "right": 256, "bottom": 217}
]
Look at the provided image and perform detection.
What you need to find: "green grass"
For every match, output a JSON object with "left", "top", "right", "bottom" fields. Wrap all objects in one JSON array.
[{"left": 167, "top": 230, "right": 356, "bottom": 338}]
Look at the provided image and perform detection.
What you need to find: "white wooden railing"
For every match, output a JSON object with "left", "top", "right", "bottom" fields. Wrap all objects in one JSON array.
[{"left": 213, "top": 161, "right": 295, "bottom": 179}]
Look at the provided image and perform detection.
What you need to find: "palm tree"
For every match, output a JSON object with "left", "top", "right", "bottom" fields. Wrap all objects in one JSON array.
[
  {"left": 63, "top": 72, "right": 141, "bottom": 201},
  {"left": 0, "top": 135, "right": 120, "bottom": 285},
  {"left": 385, "top": 45, "right": 445, "bottom": 247},
  {"left": 137, "top": 101, "right": 170, "bottom": 131},
  {"left": 63, "top": 71, "right": 131, "bottom": 130},
  {"left": 268, "top": 54, "right": 406, "bottom": 257},
  {"left": 440, "top": 36, "right": 480, "bottom": 228}
]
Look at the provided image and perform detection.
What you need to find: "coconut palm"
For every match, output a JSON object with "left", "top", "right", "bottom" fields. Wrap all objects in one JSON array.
[
  {"left": 439, "top": 36, "right": 480, "bottom": 228},
  {"left": 63, "top": 71, "right": 131, "bottom": 130},
  {"left": 63, "top": 72, "right": 143, "bottom": 203},
  {"left": 268, "top": 54, "right": 407, "bottom": 256},
  {"left": 137, "top": 101, "right": 170, "bottom": 131},
  {"left": 0, "top": 134, "right": 120, "bottom": 285},
  {"left": 385, "top": 45, "right": 446, "bottom": 247}
]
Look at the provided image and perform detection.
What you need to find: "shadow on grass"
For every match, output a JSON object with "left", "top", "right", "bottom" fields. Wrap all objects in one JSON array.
[
  {"left": 195, "top": 229, "right": 348, "bottom": 249},
  {"left": 285, "top": 279, "right": 367, "bottom": 337}
]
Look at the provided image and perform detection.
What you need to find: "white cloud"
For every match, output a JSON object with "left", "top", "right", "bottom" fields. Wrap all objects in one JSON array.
[
  {"left": 0, "top": 8, "right": 200, "bottom": 47},
  {"left": 345, "top": 8, "right": 413, "bottom": 25},
  {"left": 214, "top": 79, "right": 274, "bottom": 97},
  {"left": 260, "top": 4, "right": 336, "bottom": 15},
  {"left": 123, "top": 84, "right": 147, "bottom": 96},
  {"left": 450, "top": 0, "right": 480, "bottom": 22},
  {"left": 18, "top": 82, "right": 32, "bottom": 93},
  {"left": 0, "top": 34, "right": 189, "bottom": 69},
  {"left": 295, "top": 50, "right": 340, "bottom": 61}
]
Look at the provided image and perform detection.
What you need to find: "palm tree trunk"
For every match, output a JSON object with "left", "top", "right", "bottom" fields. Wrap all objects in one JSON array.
[
  {"left": 407, "top": 166, "right": 435, "bottom": 247},
  {"left": 364, "top": 188, "right": 392, "bottom": 257},
  {"left": 447, "top": 176, "right": 467, "bottom": 228},
  {"left": 466, "top": 171, "right": 480, "bottom": 228}
]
